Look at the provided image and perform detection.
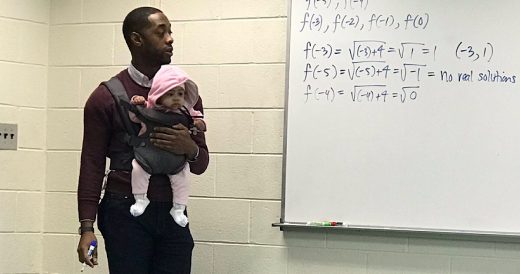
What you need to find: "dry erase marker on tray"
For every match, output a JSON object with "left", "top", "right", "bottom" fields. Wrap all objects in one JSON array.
[{"left": 307, "top": 221, "right": 344, "bottom": 226}]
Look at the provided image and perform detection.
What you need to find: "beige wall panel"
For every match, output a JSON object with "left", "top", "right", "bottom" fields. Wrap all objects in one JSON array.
[
  {"left": 112, "top": 24, "right": 133, "bottom": 66},
  {"left": 48, "top": 67, "right": 81, "bottom": 108},
  {"left": 408, "top": 238, "right": 495, "bottom": 257},
  {"left": 451, "top": 257, "right": 520, "bottom": 274},
  {"left": 13, "top": 65, "right": 47, "bottom": 108},
  {"left": 16, "top": 192, "right": 43, "bottom": 232},
  {"left": 189, "top": 198, "right": 249, "bottom": 242},
  {"left": 221, "top": 0, "right": 287, "bottom": 19},
  {"left": 83, "top": 0, "right": 151, "bottom": 23},
  {"left": 80, "top": 66, "right": 125, "bottom": 104},
  {"left": 161, "top": 0, "right": 286, "bottom": 20},
  {"left": 216, "top": 154, "right": 282, "bottom": 199},
  {"left": 0, "top": 150, "right": 45, "bottom": 190},
  {"left": 0, "top": 20, "right": 48, "bottom": 64},
  {"left": 250, "top": 201, "right": 285, "bottom": 245},
  {"left": 241, "top": 19, "right": 286, "bottom": 63},
  {"left": 0, "top": 105, "right": 17, "bottom": 122},
  {"left": 203, "top": 110, "right": 253, "bottom": 153},
  {"left": 219, "top": 64, "right": 285, "bottom": 108},
  {"left": 180, "top": 65, "right": 219, "bottom": 108},
  {"left": 367, "top": 252, "right": 450, "bottom": 274},
  {"left": 50, "top": 0, "right": 82, "bottom": 24},
  {"left": 46, "top": 151, "right": 80, "bottom": 192},
  {"left": 161, "top": 0, "right": 220, "bottom": 21},
  {"left": 49, "top": 24, "right": 114, "bottom": 66},
  {"left": 19, "top": 21, "right": 49, "bottom": 65},
  {"left": 192, "top": 243, "right": 214, "bottom": 274},
  {"left": 0, "top": 0, "right": 50, "bottom": 23},
  {"left": 171, "top": 22, "right": 185, "bottom": 64},
  {"left": 190, "top": 156, "right": 216, "bottom": 197},
  {"left": 42, "top": 234, "right": 77, "bottom": 273},
  {"left": 214, "top": 244, "right": 288, "bottom": 274},
  {"left": 0, "top": 63, "right": 17, "bottom": 105},
  {"left": 18, "top": 108, "right": 46, "bottom": 149},
  {"left": 288, "top": 248, "right": 367, "bottom": 274},
  {"left": 46, "top": 109, "right": 83, "bottom": 150},
  {"left": 0, "top": 62, "right": 47, "bottom": 107},
  {"left": 0, "top": 19, "right": 19, "bottom": 61},
  {"left": 252, "top": 110, "right": 284, "bottom": 153},
  {"left": 496, "top": 242, "right": 520, "bottom": 258},
  {"left": 183, "top": 19, "right": 286, "bottom": 64},
  {"left": 327, "top": 231, "right": 408, "bottom": 252},
  {"left": 284, "top": 230, "right": 326, "bottom": 248},
  {"left": 44, "top": 192, "right": 77, "bottom": 233},
  {"left": 181, "top": 21, "right": 221, "bottom": 64},
  {"left": 0, "top": 233, "right": 42, "bottom": 273},
  {"left": 0, "top": 192, "right": 17, "bottom": 232}
]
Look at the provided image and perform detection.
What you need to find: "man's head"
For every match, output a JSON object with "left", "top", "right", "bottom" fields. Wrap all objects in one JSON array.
[{"left": 123, "top": 7, "right": 174, "bottom": 66}]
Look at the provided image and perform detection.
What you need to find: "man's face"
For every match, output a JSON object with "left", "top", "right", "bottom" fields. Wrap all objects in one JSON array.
[
  {"left": 157, "top": 86, "right": 185, "bottom": 110},
  {"left": 139, "top": 12, "right": 174, "bottom": 65}
]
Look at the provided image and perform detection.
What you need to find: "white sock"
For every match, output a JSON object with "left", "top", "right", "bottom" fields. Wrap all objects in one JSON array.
[
  {"left": 130, "top": 194, "right": 150, "bottom": 217},
  {"left": 170, "top": 203, "right": 188, "bottom": 227}
]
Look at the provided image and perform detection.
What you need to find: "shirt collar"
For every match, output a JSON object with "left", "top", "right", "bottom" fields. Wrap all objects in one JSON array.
[{"left": 128, "top": 63, "right": 153, "bottom": 88}]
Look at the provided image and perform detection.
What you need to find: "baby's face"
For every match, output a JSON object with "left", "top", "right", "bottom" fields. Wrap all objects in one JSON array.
[{"left": 157, "top": 86, "right": 185, "bottom": 110}]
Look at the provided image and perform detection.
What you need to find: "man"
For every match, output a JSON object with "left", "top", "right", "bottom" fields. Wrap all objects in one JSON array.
[{"left": 76, "top": 7, "right": 209, "bottom": 273}]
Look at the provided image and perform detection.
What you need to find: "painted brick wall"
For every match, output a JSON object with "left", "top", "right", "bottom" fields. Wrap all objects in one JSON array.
[{"left": 0, "top": 0, "right": 48, "bottom": 273}]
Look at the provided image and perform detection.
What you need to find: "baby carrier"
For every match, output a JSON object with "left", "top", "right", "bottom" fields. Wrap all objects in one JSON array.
[{"left": 103, "top": 77, "right": 193, "bottom": 175}]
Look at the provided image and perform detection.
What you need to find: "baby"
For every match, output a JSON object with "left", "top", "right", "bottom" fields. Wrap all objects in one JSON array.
[{"left": 128, "top": 65, "right": 205, "bottom": 227}]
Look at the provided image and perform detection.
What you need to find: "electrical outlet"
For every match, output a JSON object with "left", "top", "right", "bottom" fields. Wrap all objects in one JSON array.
[{"left": 0, "top": 123, "right": 17, "bottom": 150}]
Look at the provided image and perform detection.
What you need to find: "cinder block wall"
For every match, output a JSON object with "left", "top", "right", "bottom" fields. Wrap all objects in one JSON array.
[
  {"left": 0, "top": 0, "right": 49, "bottom": 273},
  {"left": 3, "top": 0, "right": 520, "bottom": 273}
]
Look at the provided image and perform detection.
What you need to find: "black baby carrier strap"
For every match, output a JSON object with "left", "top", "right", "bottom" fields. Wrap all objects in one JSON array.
[{"left": 102, "top": 77, "right": 145, "bottom": 171}]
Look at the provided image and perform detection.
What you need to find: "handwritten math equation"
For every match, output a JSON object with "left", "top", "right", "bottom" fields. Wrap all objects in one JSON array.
[
  {"left": 294, "top": 0, "right": 517, "bottom": 104},
  {"left": 304, "top": 84, "right": 419, "bottom": 103},
  {"left": 303, "top": 62, "right": 430, "bottom": 82},
  {"left": 304, "top": 0, "right": 369, "bottom": 11},
  {"left": 300, "top": 41, "right": 502, "bottom": 103},
  {"left": 304, "top": 40, "right": 494, "bottom": 63},
  {"left": 299, "top": 12, "right": 429, "bottom": 33}
]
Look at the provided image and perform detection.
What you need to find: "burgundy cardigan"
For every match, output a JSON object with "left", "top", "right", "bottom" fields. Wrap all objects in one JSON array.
[{"left": 77, "top": 69, "right": 209, "bottom": 221}]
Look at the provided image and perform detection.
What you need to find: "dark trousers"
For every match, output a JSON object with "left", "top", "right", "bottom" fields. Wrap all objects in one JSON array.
[{"left": 98, "top": 192, "right": 194, "bottom": 274}]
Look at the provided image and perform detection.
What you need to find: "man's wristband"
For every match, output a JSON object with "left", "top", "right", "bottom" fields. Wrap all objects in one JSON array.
[{"left": 78, "top": 226, "right": 94, "bottom": 235}]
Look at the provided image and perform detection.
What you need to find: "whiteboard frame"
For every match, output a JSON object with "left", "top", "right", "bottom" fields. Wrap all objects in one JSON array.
[
  {"left": 280, "top": 0, "right": 293, "bottom": 225},
  {"left": 279, "top": 0, "right": 520, "bottom": 239},
  {"left": 272, "top": 222, "right": 520, "bottom": 243}
]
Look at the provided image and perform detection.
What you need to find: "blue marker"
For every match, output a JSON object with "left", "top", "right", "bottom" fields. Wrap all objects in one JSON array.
[{"left": 81, "top": 240, "right": 97, "bottom": 272}]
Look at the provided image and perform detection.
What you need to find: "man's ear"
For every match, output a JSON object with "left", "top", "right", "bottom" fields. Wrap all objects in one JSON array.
[{"left": 130, "top": 32, "right": 143, "bottom": 47}]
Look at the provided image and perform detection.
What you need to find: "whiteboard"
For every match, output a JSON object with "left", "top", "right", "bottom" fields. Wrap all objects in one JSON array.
[{"left": 283, "top": 0, "right": 520, "bottom": 235}]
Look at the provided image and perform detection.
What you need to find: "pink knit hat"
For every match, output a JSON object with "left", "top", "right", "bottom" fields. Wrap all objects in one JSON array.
[{"left": 146, "top": 65, "right": 199, "bottom": 110}]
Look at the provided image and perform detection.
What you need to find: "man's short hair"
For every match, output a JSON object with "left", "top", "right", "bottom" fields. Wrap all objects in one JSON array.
[{"left": 122, "top": 7, "right": 163, "bottom": 48}]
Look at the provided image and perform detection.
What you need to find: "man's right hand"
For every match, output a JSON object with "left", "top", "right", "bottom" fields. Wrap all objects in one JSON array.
[{"left": 77, "top": 232, "right": 98, "bottom": 268}]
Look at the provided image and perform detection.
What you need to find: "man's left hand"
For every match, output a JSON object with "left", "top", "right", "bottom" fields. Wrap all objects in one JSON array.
[{"left": 150, "top": 124, "right": 198, "bottom": 158}]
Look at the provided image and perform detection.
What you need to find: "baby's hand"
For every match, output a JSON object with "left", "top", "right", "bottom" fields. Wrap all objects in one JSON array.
[
  {"left": 190, "top": 119, "right": 206, "bottom": 135},
  {"left": 130, "top": 95, "right": 146, "bottom": 105},
  {"left": 193, "top": 119, "right": 206, "bottom": 132}
]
